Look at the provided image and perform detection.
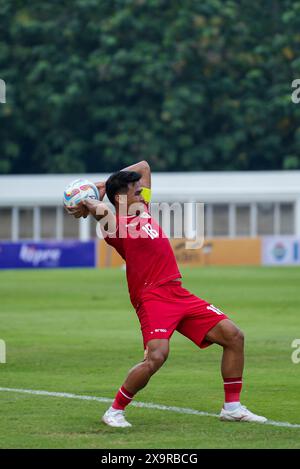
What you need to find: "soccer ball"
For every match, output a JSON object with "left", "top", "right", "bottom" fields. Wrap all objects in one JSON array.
[{"left": 63, "top": 178, "right": 99, "bottom": 209}]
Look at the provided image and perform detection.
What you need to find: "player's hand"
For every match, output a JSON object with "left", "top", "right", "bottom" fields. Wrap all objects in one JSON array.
[
  {"left": 95, "top": 181, "right": 106, "bottom": 201},
  {"left": 65, "top": 202, "right": 89, "bottom": 219},
  {"left": 81, "top": 197, "right": 103, "bottom": 217}
]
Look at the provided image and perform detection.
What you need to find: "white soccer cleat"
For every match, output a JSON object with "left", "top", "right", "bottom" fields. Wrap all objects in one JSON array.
[
  {"left": 101, "top": 407, "right": 132, "bottom": 428},
  {"left": 220, "top": 405, "right": 267, "bottom": 423}
]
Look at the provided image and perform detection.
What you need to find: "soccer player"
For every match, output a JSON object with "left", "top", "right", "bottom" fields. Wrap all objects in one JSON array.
[{"left": 68, "top": 161, "right": 267, "bottom": 427}]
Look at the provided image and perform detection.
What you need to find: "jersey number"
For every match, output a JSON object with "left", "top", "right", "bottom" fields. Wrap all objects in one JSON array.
[{"left": 141, "top": 223, "right": 159, "bottom": 240}]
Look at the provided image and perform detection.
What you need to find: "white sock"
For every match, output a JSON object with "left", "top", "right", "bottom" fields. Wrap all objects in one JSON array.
[
  {"left": 224, "top": 401, "right": 241, "bottom": 411},
  {"left": 109, "top": 406, "right": 123, "bottom": 413}
]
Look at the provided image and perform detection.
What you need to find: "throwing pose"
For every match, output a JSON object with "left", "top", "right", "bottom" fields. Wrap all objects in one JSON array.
[{"left": 69, "top": 161, "right": 267, "bottom": 427}]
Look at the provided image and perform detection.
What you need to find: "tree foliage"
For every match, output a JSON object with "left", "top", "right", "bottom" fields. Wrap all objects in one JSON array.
[{"left": 0, "top": 0, "right": 300, "bottom": 174}]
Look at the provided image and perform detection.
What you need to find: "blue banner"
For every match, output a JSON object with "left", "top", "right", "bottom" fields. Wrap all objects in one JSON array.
[{"left": 0, "top": 241, "right": 96, "bottom": 269}]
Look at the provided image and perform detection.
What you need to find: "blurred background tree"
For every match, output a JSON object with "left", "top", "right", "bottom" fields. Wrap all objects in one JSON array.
[{"left": 0, "top": 0, "right": 300, "bottom": 174}]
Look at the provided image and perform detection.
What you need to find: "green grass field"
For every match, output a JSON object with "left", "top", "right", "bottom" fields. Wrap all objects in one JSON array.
[{"left": 1, "top": 266, "right": 300, "bottom": 449}]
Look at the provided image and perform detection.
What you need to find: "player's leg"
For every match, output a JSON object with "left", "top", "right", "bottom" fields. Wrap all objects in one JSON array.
[
  {"left": 205, "top": 318, "right": 244, "bottom": 380},
  {"left": 123, "top": 338, "right": 169, "bottom": 394},
  {"left": 102, "top": 284, "right": 191, "bottom": 428},
  {"left": 102, "top": 339, "right": 169, "bottom": 428},
  {"left": 176, "top": 291, "right": 267, "bottom": 423},
  {"left": 205, "top": 318, "right": 244, "bottom": 405},
  {"left": 205, "top": 319, "right": 267, "bottom": 423}
]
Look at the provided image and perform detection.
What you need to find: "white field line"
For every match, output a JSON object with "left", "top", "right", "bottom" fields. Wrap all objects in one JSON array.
[{"left": 0, "top": 387, "right": 300, "bottom": 429}]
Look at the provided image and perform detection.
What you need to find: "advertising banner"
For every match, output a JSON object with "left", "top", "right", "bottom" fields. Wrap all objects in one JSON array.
[
  {"left": 0, "top": 241, "right": 96, "bottom": 269},
  {"left": 171, "top": 238, "right": 261, "bottom": 266},
  {"left": 262, "top": 237, "right": 300, "bottom": 265}
]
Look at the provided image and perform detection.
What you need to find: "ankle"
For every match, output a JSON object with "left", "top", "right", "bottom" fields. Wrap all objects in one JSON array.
[
  {"left": 224, "top": 401, "right": 241, "bottom": 411},
  {"left": 110, "top": 406, "right": 124, "bottom": 413}
]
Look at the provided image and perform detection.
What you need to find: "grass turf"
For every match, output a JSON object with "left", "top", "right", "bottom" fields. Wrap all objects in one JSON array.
[{"left": 0, "top": 266, "right": 300, "bottom": 448}]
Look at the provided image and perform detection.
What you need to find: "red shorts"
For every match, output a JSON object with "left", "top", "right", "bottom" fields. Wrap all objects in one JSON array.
[{"left": 136, "top": 280, "right": 228, "bottom": 350}]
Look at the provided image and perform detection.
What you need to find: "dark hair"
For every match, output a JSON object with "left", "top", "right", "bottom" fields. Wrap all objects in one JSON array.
[{"left": 105, "top": 170, "right": 142, "bottom": 206}]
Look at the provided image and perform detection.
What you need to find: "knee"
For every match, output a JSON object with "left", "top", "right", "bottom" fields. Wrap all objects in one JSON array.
[
  {"left": 228, "top": 327, "right": 244, "bottom": 348},
  {"left": 147, "top": 348, "right": 168, "bottom": 374},
  {"left": 219, "top": 321, "right": 244, "bottom": 348}
]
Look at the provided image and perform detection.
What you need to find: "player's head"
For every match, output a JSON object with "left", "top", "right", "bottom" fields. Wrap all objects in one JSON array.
[{"left": 106, "top": 170, "right": 143, "bottom": 211}]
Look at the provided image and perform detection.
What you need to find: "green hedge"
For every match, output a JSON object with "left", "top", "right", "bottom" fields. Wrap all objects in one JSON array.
[{"left": 0, "top": 0, "right": 300, "bottom": 174}]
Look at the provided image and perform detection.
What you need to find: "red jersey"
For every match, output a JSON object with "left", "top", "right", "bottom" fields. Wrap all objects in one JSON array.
[{"left": 104, "top": 205, "right": 182, "bottom": 309}]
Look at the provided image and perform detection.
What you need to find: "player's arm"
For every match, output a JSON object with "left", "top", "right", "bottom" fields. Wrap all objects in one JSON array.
[
  {"left": 81, "top": 198, "right": 117, "bottom": 234},
  {"left": 121, "top": 160, "right": 151, "bottom": 189}
]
